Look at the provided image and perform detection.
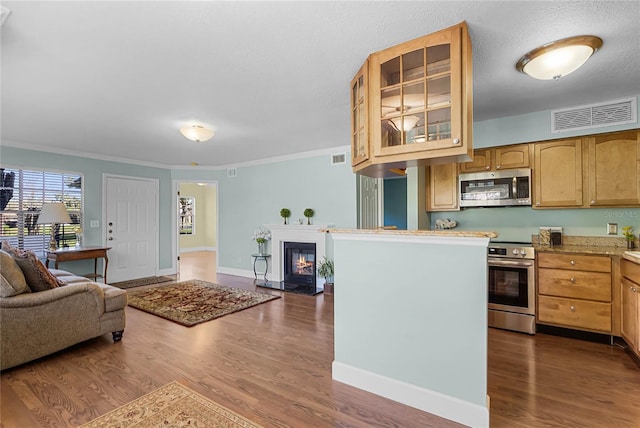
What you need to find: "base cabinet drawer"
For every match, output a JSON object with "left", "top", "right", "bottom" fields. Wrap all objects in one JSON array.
[
  {"left": 538, "top": 295, "right": 612, "bottom": 332},
  {"left": 538, "top": 269, "right": 611, "bottom": 301},
  {"left": 538, "top": 253, "right": 612, "bottom": 273}
]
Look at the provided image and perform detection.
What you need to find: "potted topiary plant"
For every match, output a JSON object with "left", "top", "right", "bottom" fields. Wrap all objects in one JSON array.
[
  {"left": 303, "top": 208, "right": 314, "bottom": 225},
  {"left": 317, "top": 257, "right": 334, "bottom": 294},
  {"left": 280, "top": 208, "right": 291, "bottom": 225}
]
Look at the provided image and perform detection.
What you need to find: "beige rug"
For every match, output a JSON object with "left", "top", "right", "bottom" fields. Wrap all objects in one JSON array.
[
  {"left": 79, "top": 381, "right": 263, "bottom": 427},
  {"left": 126, "top": 280, "right": 280, "bottom": 327}
]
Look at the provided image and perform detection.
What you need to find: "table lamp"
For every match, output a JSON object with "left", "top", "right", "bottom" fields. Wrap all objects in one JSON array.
[{"left": 37, "top": 202, "right": 72, "bottom": 251}]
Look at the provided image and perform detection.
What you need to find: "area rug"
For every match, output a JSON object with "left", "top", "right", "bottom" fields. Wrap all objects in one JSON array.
[
  {"left": 79, "top": 381, "right": 263, "bottom": 427},
  {"left": 111, "top": 275, "right": 175, "bottom": 289},
  {"left": 126, "top": 280, "right": 280, "bottom": 327}
]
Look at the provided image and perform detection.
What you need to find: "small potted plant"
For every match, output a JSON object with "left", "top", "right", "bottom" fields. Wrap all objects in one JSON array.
[
  {"left": 303, "top": 208, "right": 314, "bottom": 225},
  {"left": 317, "top": 257, "right": 334, "bottom": 294},
  {"left": 252, "top": 229, "right": 271, "bottom": 254},
  {"left": 280, "top": 208, "right": 291, "bottom": 225},
  {"left": 623, "top": 226, "right": 636, "bottom": 249}
]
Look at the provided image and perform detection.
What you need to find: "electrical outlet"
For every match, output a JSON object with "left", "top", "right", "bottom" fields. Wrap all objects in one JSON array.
[
  {"left": 90, "top": 220, "right": 99, "bottom": 228},
  {"left": 607, "top": 223, "right": 618, "bottom": 235}
]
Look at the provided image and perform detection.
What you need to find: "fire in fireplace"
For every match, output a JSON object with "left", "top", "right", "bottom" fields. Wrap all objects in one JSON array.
[{"left": 283, "top": 242, "right": 316, "bottom": 286}]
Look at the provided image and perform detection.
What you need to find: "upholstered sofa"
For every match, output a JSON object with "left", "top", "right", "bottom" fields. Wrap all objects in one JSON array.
[{"left": 0, "top": 248, "right": 127, "bottom": 370}]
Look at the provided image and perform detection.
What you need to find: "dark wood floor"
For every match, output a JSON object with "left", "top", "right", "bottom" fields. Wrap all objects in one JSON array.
[{"left": 2, "top": 273, "right": 640, "bottom": 427}]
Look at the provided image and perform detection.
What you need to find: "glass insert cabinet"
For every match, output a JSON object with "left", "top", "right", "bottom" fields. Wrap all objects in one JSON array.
[{"left": 351, "top": 22, "right": 473, "bottom": 177}]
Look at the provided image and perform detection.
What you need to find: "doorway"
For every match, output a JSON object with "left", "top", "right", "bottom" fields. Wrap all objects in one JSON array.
[
  {"left": 173, "top": 181, "right": 218, "bottom": 279},
  {"left": 104, "top": 175, "right": 159, "bottom": 283}
]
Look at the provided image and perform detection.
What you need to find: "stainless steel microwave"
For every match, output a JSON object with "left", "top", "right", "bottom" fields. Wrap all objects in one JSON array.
[{"left": 459, "top": 168, "right": 531, "bottom": 207}]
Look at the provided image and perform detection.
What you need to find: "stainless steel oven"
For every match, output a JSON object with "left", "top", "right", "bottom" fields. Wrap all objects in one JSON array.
[{"left": 488, "top": 242, "right": 535, "bottom": 334}]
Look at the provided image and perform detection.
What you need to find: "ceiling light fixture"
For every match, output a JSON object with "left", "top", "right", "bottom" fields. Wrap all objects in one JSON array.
[
  {"left": 389, "top": 115, "right": 420, "bottom": 132},
  {"left": 180, "top": 124, "right": 215, "bottom": 142},
  {"left": 516, "top": 35, "right": 602, "bottom": 80}
]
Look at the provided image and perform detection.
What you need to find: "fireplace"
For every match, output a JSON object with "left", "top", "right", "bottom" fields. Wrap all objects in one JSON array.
[{"left": 284, "top": 242, "right": 316, "bottom": 286}]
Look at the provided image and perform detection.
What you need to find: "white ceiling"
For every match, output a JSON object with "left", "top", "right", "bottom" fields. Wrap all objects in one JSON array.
[{"left": 2, "top": 1, "right": 639, "bottom": 168}]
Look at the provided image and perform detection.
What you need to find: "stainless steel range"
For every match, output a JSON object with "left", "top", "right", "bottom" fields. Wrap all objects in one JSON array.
[{"left": 487, "top": 242, "right": 536, "bottom": 334}]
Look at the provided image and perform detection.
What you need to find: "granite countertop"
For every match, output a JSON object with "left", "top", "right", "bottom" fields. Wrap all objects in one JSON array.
[
  {"left": 623, "top": 251, "right": 640, "bottom": 264},
  {"left": 533, "top": 244, "right": 630, "bottom": 257},
  {"left": 532, "top": 235, "right": 633, "bottom": 257},
  {"left": 323, "top": 228, "right": 498, "bottom": 239}
]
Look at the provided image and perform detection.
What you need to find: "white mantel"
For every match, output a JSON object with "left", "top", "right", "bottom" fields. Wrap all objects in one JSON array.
[{"left": 265, "top": 224, "right": 333, "bottom": 283}]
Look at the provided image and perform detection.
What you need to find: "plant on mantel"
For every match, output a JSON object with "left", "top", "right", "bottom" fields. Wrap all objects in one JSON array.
[
  {"left": 303, "top": 208, "right": 314, "bottom": 225},
  {"left": 280, "top": 208, "right": 291, "bottom": 225}
]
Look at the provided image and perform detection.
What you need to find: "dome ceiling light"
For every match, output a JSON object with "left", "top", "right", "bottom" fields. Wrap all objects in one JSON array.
[
  {"left": 180, "top": 124, "right": 215, "bottom": 142},
  {"left": 516, "top": 35, "right": 602, "bottom": 80}
]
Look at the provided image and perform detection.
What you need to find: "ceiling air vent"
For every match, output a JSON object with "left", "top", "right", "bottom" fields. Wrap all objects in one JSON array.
[
  {"left": 331, "top": 153, "right": 346, "bottom": 165},
  {"left": 551, "top": 97, "right": 637, "bottom": 133},
  {"left": 227, "top": 168, "right": 237, "bottom": 178}
]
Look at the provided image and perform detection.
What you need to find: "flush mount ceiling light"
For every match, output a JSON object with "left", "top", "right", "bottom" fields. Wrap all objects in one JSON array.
[
  {"left": 389, "top": 115, "right": 420, "bottom": 132},
  {"left": 516, "top": 35, "right": 602, "bottom": 80},
  {"left": 180, "top": 124, "right": 215, "bottom": 142}
]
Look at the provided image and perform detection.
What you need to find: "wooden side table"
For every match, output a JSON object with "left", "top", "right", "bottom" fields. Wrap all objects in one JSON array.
[{"left": 46, "top": 246, "right": 111, "bottom": 283}]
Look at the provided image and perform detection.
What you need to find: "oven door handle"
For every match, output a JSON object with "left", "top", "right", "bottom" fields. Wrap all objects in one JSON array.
[{"left": 488, "top": 259, "right": 534, "bottom": 268}]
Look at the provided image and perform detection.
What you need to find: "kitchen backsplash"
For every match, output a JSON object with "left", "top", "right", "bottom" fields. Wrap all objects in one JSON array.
[
  {"left": 429, "top": 206, "right": 640, "bottom": 242},
  {"left": 531, "top": 234, "right": 631, "bottom": 248}
]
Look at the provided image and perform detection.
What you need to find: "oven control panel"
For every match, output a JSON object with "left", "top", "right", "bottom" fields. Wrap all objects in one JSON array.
[{"left": 488, "top": 244, "right": 535, "bottom": 259}]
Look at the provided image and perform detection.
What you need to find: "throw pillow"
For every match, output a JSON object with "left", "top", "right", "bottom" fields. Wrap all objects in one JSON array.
[
  {"left": 0, "top": 250, "right": 31, "bottom": 296},
  {"left": 1, "top": 241, "right": 63, "bottom": 292}
]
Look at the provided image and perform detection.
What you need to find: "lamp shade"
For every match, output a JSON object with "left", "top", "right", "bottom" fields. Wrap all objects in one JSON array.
[
  {"left": 390, "top": 115, "right": 420, "bottom": 132},
  {"left": 180, "top": 125, "right": 215, "bottom": 142},
  {"left": 36, "top": 202, "right": 71, "bottom": 224},
  {"left": 516, "top": 35, "right": 602, "bottom": 80}
]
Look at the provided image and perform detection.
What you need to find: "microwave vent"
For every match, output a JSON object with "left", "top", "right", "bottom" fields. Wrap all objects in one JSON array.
[{"left": 551, "top": 97, "right": 637, "bottom": 133}]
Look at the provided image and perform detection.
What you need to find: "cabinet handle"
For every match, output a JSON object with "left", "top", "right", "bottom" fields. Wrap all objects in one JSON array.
[
  {"left": 496, "top": 165, "right": 501, "bottom": 169},
  {"left": 453, "top": 138, "right": 460, "bottom": 145},
  {"left": 570, "top": 260, "right": 576, "bottom": 265},
  {"left": 485, "top": 166, "right": 490, "bottom": 170},
  {"left": 536, "top": 201, "right": 540, "bottom": 206},
  {"left": 590, "top": 200, "right": 595, "bottom": 204},
  {"left": 570, "top": 305, "right": 576, "bottom": 312},
  {"left": 570, "top": 277, "right": 575, "bottom": 283}
]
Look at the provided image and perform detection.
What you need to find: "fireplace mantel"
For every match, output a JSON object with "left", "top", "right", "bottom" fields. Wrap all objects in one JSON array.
[{"left": 265, "top": 224, "right": 333, "bottom": 284}]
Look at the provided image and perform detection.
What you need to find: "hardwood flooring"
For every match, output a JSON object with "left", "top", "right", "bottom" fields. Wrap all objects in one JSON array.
[{"left": 2, "top": 251, "right": 640, "bottom": 427}]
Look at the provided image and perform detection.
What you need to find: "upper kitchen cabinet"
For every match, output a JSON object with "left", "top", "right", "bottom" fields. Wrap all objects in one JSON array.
[
  {"left": 459, "top": 144, "right": 531, "bottom": 173},
  {"left": 533, "top": 139, "right": 583, "bottom": 208},
  {"left": 585, "top": 130, "right": 640, "bottom": 207},
  {"left": 351, "top": 60, "right": 370, "bottom": 167},
  {"left": 427, "top": 162, "right": 459, "bottom": 211},
  {"left": 352, "top": 22, "right": 473, "bottom": 178}
]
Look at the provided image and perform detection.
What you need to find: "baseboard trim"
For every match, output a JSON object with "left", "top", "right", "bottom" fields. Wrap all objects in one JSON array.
[
  {"left": 179, "top": 246, "right": 217, "bottom": 253},
  {"left": 332, "top": 361, "right": 489, "bottom": 428},
  {"left": 217, "top": 266, "right": 255, "bottom": 279}
]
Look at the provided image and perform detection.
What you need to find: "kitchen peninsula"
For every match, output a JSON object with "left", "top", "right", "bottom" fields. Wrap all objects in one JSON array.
[{"left": 326, "top": 228, "right": 497, "bottom": 428}]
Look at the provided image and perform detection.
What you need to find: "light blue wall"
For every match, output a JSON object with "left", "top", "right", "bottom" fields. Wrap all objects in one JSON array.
[
  {"left": 1, "top": 146, "right": 173, "bottom": 273},
  {"left": 333, "top": 235, "right": 488, "bottom": 419},
  {"left": 213, "top": 155, "right": 357, "bottom": 272}
]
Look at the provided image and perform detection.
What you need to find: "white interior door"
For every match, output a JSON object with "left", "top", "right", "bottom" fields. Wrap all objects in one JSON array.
[
  {"left": 105, "top": 176, "right": 158, "bottom": 283},
  {"left": 358, "top": 175, "right": 382, "bottom": 228}
]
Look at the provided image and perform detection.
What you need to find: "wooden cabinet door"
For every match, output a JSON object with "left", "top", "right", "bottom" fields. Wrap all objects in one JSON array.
[
  {"left": 586, "top": 131, "right": 640, "bottom": 206},
  {"left": 427, "top": 163, "right": 459, "bottom": 211},
  {"left": 621, "top": 277, "right": 639, "bottom": 353},
  {"left": 459, "top": 149, "right": 492, "bottom": 173},
  {"left": 533, "top": 139, "right": 583, "bottom": 208},
  {"left": 351, "top": 60, "right": 370, "bottom": 167},
  {"left": 495, "top": 144, "right": 531, "bottom": 170}
]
